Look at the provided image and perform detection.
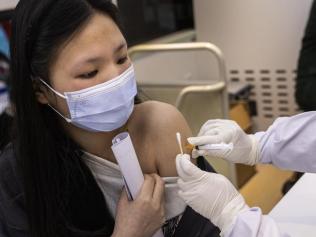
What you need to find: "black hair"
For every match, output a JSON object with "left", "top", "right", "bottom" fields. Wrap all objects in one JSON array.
[
  {"left": 0, "top": 111, "right": 13, "bottom": 150},
  {"left": 10, "top": 0, "right": 122, "bottom": 236},
  {"left": 0, "top": 52, "right": 12, "bottom": 151}
]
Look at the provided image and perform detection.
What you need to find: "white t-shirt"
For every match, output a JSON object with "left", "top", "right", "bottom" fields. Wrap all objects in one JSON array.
[{"left": 82, "top": 151, "right": 186, "bottom": 220}]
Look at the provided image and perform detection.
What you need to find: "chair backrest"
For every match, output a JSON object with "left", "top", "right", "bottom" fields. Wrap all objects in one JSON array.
[{"left": 129, "top": 42, "right": 229, "bottom": 135}]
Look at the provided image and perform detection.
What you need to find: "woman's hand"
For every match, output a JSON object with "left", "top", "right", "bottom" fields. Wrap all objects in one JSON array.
[{"left": 112, "top": 174, "right": 165, "bottom": 237}]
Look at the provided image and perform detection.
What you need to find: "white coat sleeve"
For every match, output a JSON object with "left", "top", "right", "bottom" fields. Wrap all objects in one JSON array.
[
  {"left": 254, "top": 111, "right": 316, "bottom": 172},
  {"left": 225, "top": 208, "right": 290, "bottom": 237}
]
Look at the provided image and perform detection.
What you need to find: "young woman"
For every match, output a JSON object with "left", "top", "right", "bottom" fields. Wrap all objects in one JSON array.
[{"left": 0, "top": 0, "right": 220, "bottom": 236}]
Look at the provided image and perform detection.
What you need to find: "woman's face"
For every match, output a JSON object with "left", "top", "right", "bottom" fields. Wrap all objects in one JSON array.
[{"left": 38, "top": 13, "right": 131, "bottom": 119}]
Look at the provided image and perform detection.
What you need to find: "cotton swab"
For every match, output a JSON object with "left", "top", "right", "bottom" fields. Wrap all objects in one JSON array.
[{"left": 176, "top": 132, "right": 184, "bottom": 155}]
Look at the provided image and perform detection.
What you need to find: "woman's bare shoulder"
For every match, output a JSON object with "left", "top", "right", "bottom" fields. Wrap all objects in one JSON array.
[
  {"left": 133, "top": 101, "right": 191, "bottom": 134},
  {"left": 132, "top": 101, "right": 192, "bottom": 176}
]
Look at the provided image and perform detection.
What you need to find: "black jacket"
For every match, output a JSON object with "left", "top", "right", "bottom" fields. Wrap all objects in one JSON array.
[
  {"left": 0, "top": 144, "right": 220, "bottom": 237},
  {"left": 296, "top": 0, "right": 316, "bottom": 111}
]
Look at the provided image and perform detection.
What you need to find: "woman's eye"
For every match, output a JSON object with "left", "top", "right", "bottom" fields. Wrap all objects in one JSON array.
[
  {"left": 78, "top": 70, "right": 98, "bottom": 79},
  {"left": 117, "top": 56, "right": 128, "bottom": 65}
]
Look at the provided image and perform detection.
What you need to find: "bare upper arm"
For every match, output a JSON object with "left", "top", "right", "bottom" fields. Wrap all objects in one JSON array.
[{"left": 142, "top": 101, "right": 195, "bottom": 177}]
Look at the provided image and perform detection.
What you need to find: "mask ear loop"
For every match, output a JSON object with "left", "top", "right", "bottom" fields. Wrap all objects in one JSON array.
[
  {"left": 37, "top": 78, "right": 67, "bottom": 99},
  {"left": 46, "top": 103, "right": 72, "bottom": 123},
  {"left": 32, "top": 76, "right": 72, "bottom": 123}
]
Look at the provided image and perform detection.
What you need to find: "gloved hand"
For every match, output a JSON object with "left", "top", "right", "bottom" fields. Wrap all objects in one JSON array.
[
  {"left": 188, "top": 119, "right": 260, "bottom": 165},
  {"left": 176, "top": 154, "right": 249, "bottom": 236}
]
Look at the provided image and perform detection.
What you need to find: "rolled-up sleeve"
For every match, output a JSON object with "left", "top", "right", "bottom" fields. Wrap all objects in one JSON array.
[{"left": 225, "top": 208, "right": 289, "bottom": 237}]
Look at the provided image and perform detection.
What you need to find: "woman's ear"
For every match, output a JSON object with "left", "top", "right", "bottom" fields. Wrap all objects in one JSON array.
[{"left": 32, "top": 79, "right": 50, "bottom": 105}]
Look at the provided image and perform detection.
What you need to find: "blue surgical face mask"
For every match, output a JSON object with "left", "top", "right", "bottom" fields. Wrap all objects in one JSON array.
[{"left": 39, "top": 65, "right": 137, "bottom": 132}]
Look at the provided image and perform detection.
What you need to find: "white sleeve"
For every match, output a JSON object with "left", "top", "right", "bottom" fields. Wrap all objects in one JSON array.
[
  {"left": 225, "top": 208, "right": 290, "bottom": 237},
  {"left": 254, "top": 111, "right": 316, "bottom": 173}
]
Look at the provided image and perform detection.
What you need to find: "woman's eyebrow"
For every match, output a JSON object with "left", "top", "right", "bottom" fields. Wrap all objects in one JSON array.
[
  {"left": 71, "top": 57, "right": 103, "bottom": 72},
  {"left": 114, "top": 42, "right": 127, "bottom": 53},
  {"left": 70, "top": 42, "right": 127, "bottom": 72}
]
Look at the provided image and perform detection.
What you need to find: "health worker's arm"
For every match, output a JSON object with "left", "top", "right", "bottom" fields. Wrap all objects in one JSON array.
[
  {"left": 176, "top": 155, "right": 289, "bottom": 237},
  {"left": 256, "top": 111, "right": 316, "bottom": 173},
  {"left": 226, "top": 208, "right": 290, "bottom": 237}
]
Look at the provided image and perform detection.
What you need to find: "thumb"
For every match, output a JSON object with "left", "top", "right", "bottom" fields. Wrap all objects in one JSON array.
[
  {"left": 192, "top": 149, "right": 207, "bottom": 159},
  {"left": 117, "top": 189, "right": 129, "bottom": 210},
  {"left": 176, "top": 155, "right": 204, "bottom": 181},
  {"left": 176, "top": 154, "right": 190, "bottom": 179}
]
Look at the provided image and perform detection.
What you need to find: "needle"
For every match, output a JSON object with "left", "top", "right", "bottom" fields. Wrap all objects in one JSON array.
[{"left": 176, "top": 132, "right": 184, "bottom": 155}]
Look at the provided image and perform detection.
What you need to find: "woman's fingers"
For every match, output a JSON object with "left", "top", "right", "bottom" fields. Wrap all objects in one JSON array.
[
  {"left": 114, "top": 174, "right": 166, "bottom": 237},
  {"left": 138, "top": 174, "right": 155, "bottom": 199},
  {"left": 118, "top": 188, "right": 129, "bottom": 203},
  {"left": 151, "top": 174, "right": 165, "bottom": 205}
]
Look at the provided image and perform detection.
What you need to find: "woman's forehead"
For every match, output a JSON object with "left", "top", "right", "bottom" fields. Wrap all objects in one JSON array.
[{"left": 53, "top": 13, "right": 126, "bottom": 68}]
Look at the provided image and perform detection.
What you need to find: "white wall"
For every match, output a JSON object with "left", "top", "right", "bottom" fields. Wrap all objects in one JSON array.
[
  {"left": 0, "top": 0, "right": 18, "bottom": 11},
  {"left": 194, "top": 0, "right": 312, "bottom": 70},
  {"left": 194, "top": 0, "right": 314, "bottom": 130}
]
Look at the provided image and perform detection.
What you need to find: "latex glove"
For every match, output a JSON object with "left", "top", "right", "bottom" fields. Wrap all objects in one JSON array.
[
  {"left": 188, "top": 119, "right": 260, "bottom": 165},
  {"left": 176, "top": 154, "right": 249, "bottom": 236}
]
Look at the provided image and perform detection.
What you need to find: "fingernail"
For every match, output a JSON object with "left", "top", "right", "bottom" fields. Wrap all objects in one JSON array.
[{"left": 192, "top": 149, "right": 198, "bottom": 159}]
